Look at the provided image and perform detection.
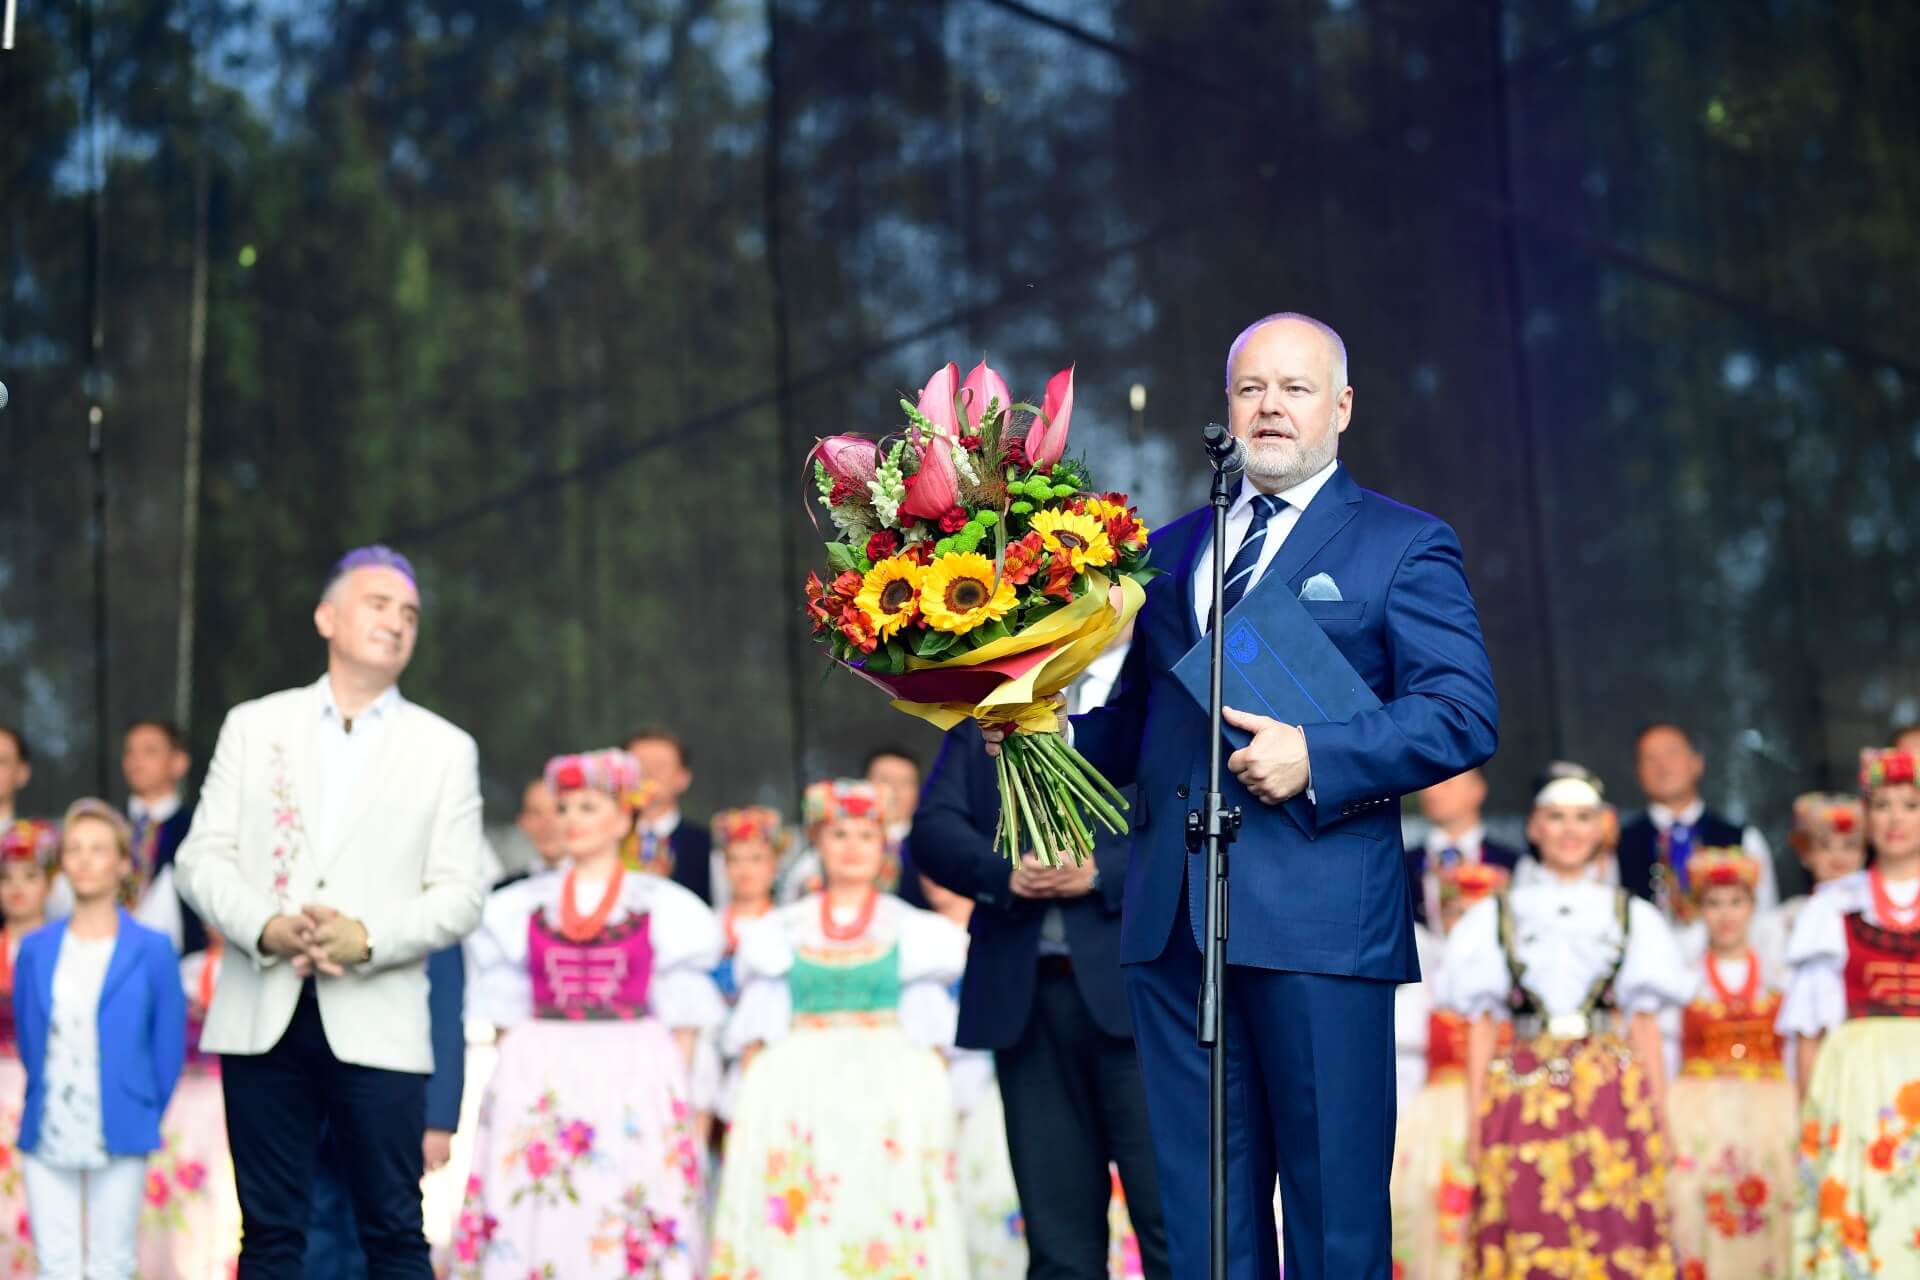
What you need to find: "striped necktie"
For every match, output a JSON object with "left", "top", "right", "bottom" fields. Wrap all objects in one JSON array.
[{"left": 1208, "top": 493, "right": 1285, "bottom": 631}]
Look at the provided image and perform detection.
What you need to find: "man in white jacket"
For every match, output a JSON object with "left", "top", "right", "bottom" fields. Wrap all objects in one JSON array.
[{"left": 178, "top": 545, "right": 488, "bottom": 1279}]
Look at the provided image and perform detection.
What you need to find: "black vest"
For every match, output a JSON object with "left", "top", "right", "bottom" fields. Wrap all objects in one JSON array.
[{"left": 1617, "top": 808, "right": 1744, "bottom": 906}]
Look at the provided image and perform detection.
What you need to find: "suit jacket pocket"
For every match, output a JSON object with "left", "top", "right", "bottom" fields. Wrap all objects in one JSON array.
[{"left": 1301, "top": 598, "right": 1367, "bottom": 623}]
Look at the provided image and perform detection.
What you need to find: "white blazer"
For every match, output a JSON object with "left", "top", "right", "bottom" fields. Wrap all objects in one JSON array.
[{"left": 176, "top": 680, "right": 489, "bottom": 1073}]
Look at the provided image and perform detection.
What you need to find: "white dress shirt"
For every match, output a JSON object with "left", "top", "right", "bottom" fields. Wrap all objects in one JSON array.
[
  {"left": 1649, "top": 799, "right": 1779, "bottom": 911},
  {"left": 129, "top": 793, "right": 182, "bottom": 833},
  {"left": 312, "top": 678, "right": 404, "bottom": 859},
  {"left": 1191, "top": 460, "right": 1342, "bottom": 633}
]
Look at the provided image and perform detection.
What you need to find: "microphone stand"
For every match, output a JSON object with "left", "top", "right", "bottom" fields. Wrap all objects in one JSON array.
[{"left": 1187, "top": 439, "right": 1243, "bottom": 1280}]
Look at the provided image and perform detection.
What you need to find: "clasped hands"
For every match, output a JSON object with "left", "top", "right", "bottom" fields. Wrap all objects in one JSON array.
[
  {"left": 259, "top": 904, "right": 370, "bottom": 977},
  {"left": 1009, "top": 852, "right": 1097, "bottom": 900}
]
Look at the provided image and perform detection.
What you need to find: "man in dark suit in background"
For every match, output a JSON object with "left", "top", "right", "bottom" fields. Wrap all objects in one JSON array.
[
  {"left": 305, "top": 943, "right": 467, "bottom": 1279},
  {"left": 913, "top": 637, "right": 1170, "bottom": 1280},
  {"left": 1618, "top": 721, "right": 1778, "bottom": 918},
  {"left": 123, "top": 719, "right": 205, "bottom": 953},
  {"left": 626, "top": 728, "right": 713, "bottom": 903},
  {"left": 1405, "top": 768, "right": 1520, "bottom": 927}
]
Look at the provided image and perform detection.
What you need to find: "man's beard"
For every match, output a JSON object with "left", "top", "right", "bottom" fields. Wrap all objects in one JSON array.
[{"left": 1243, "top": 419, "right": 1339, "bottom": 490}]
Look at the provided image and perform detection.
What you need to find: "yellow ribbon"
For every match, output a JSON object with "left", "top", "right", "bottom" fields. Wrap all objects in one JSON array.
[{"left": 889, "top": 571, "right": 1147, "bottom": 734}]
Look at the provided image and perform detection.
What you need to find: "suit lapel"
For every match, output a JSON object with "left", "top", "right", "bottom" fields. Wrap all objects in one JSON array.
[
  {"left": 1258, "top": 465, "right": 1362, "bottom": 602},
  {"left": 33, "top": 921, "right": 63, "bottom": 1017},
  {"left": 1171, "top": 503, "right": 1218, "bottom": 653},
  {"left": 98, "top": 910, "right": 138, "bottom": 1004}
]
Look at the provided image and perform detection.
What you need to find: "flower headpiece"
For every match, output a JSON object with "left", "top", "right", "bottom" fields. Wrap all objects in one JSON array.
[
  {"left": 1686, "top": 847, "right": 1760, "bottom": 900},
  {"left": 803, "top": 779, "right": 883, "bottom": 830},
  {"left": 1437, "top": 862, "right": 1509, "bottom": 906},
  {"left": 712, "top": 806, "right": 794, "bottom": 857},
  {"left": 1861, "top": 749, "right": 1918, "bottom": 795},
  {"left": 0, "top": 819, "right": 57, "bottom": 868},
  {"left": 545, "top": 749, "right": 651, "bottom": 811},
  {"left": 1790, "top": 791, "right": 1864, "bottom": 852}
]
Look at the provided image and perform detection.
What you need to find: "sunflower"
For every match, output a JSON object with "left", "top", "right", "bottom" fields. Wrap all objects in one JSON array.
[
  {"left": 854, "top": 556, "right": 923, "bottom": 641},
  {"left": 1029, "top": 508, "right": 1115, "bottom": 572},
  {"left": 920, "top": 553, "right": 1018, "bottom": 634}
]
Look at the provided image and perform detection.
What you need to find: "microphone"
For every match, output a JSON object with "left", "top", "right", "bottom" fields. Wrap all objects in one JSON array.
[{"left": 1202, "top": 422, "right": 1244, "bottom": 472}]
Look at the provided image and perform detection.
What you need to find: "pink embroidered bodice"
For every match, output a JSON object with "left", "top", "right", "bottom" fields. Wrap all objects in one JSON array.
[{"left": 527, "top": 911, "right": 655, "bottom": 1020}]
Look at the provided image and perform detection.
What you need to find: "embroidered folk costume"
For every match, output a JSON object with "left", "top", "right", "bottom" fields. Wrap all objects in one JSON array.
[
  {"left": 1779, "top": 748, "right": 1920, "bottom": 1279},
  {"left": 709, "top": 779, "right": 969, "bottom": 1280},
  {"left": 454, "top": 750, "right": 725, "bottom": 1280},
  {"left": 0, "top": 819, "right": 56, "bottom": 1278},
  {"left": 1665, "top": 848, "right": 1794, "bottom": 1280},
  {"left": 1440, "top": 771, "right": 1691, "bottom": 1279},
  {"left": 1391, "top": 862, "right": 1511, "bottom": 1280}
]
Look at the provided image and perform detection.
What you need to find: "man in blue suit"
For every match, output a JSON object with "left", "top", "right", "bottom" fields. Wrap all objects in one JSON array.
[{"left": 1054, "top": 313, "right": 1498, "bottom": 1279}]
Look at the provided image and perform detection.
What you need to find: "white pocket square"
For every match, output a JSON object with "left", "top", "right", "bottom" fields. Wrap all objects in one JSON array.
[{"left": 1299, "top": 573, "right": 1343, "bottom": 602}]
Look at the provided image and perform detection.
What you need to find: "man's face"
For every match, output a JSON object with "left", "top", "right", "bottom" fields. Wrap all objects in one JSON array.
[
  {"left": 1226, "top": 319, "right": 1352, "bottom": 491},
  {"left": 866, "top": 755, "right": 920, "bottom": 827},
  {"left": 1635, "top": 727, "right": 1704, "bottom": 807},
  {"left": 627, "top": 739, "right": 690, "bottom": 815},
  {"left": 517, "top": 781, "right": 565, "bottom": 865},
  {"left": 1419, "top": 772, "right": 1486, "bottom": 831},
  {"left": 314, "top": 566, "right": 420, "bottom": 680},
  {"left": 122, "top": 726, "right": 188, "bottom": 799},
  {"left": 0, "top": 735, "right": 25, "bottom": 810}
]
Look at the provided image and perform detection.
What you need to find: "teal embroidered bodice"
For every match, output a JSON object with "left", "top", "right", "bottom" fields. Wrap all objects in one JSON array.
[{"left": 789, "top": 944, "right": 901, "bottom": 1016}]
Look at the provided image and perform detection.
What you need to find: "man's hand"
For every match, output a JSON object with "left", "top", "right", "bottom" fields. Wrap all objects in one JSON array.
[
  {"left": 981, "top": 695, "right": 1069, "bottom": 758},
  {"left": 1222, "top": 707, "right": 1311, "bottom": 805},
  {"left": 423, "top": 1129, "right": 453, "bottom": 1173},
  {"left": 1009, "top": 853, "right": 1097, "bottom": 899},
  {"left": 258, "top": 913, "right": 314, "bottom": 959},
  {"left": 298, "top": 904, "right": 371, "bottom": 976}
]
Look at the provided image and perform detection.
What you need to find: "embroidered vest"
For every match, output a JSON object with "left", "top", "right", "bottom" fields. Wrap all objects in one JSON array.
[
  {"left": 790, "top": 944, "right": 901, "bottom": 1017},
  {"left": 1842, "top": 913, "right": 1920, "bottom": 1020},
  {"left": 527, "top": 911, "right": 655, "bottom": 1020},
  {"left": 1680, "top": 988, "right": 1784, "bottom": 1078}
]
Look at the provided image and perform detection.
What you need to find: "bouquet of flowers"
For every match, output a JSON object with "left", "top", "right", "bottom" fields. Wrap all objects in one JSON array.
[{"left": 803, "top": 358, "right": 1154, "bottom": 866}]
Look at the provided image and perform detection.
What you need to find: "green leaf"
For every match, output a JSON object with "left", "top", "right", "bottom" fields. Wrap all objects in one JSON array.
[
  {"left": 865, "top": 641, "right": 908, "bottom": 674},
  {"left": 825, "top": 542, "right": 861, "bottom": 575},
  {"left": 913, "top": 628, "right": 960, "bottom": 658},
  {"left": 967, "top": 618, "right": 1012, "bottom": 647}
]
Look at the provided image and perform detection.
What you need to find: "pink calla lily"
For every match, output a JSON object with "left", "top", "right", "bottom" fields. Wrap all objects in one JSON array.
[
  {"left": 815, "top": 434, "right": 878, "bottom": 485},
  {"left": 915, "top": 362, "right": 963, "bottom": 437},
  {"left": 899, "top": 426, "right": 961, "bottom": 520},
  {"left": 1025, "top": 365, "right": 1075, "bottom": 467},
  {"left": 959, "top": 360, "right": 1011, "bottom": 433}
]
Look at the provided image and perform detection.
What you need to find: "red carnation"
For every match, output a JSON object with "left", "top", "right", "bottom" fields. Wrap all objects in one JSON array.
[
  {"left": 1003, "top": 435, "right": 1027, "bottom": 468},
  {"left": 828, "top": 477, "right": 859, "bottom": 505},
  {"left": 938, "top": 507, "right": 969, "bottom": 534},
  {"left": 866, "top": 530, "right": 901, "bottom": 562},
  {"left": 958, "top": 434, "right": 983, "bottom": 451}
]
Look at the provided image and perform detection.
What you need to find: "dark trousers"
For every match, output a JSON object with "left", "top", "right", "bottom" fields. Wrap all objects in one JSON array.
[
  {"left": 1125, "top": 906, "right": 1396, "bottom": 1280},
  {"left": 223, "top": 982, "right": 430, "bottom": 1280},
  {"left": 996, "top": 962, "right": 1171, "bottom": 1280},
  {"left": 304, "top": 1135, "right": 370, "bottom": 1280}
]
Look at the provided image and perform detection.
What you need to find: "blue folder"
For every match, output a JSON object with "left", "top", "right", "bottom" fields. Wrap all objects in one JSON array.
[{"left": 1173, "top": 579, "right": 1381, "bottom": 749}]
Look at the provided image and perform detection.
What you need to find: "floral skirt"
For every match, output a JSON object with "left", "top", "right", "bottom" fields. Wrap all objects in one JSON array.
[
  {"left": 1392, "top": 1073, "right": 1475, "bottom": 1280},
  {"left": 1466, "top": 1032, "right": 1675, "bottom": 1279},
  {"left": 0, "top": 1054, "right": 32, "bottom": 1278},
  {"left": 1793, "top": 1018, "right": 1920, "bottom": 1279},
  {"left": 958, "top": 1078, "right": 1027, "bottom": 1277},
  {"left": 1667, "top": 1071, "right": 1795, "bottom": 1280},
  {"left": 709, "top": 1023, "right": 966, "bottom": 1279},
  {"left": 136, "top": 1068, "right": 241, "bottom": 1279},
  {"left": 451, "top": 1018, "right": 704, "bottom": 1280}
]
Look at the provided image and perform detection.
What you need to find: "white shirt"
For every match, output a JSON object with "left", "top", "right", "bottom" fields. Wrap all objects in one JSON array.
[
  {"left": 1649, "top": 799, "right": 1779, "bottom": 911},
  {"left": 640, "top": 811, "right": 684, "bottom": 843},
  {"left": 128, "top": 793, "right": 182, "bottom": 830},
  {"left": 1191, "top": 460, "right": 1342, "bottom": 633},
  {"left": 1073, "top": 641, "right": 1133, "bottom": 716},
  {"left": 312, "top": 677, "right": 404, "bottom": 857},
  {"left": 37, "top": 933, "right": 119, "bottom": 1169}
]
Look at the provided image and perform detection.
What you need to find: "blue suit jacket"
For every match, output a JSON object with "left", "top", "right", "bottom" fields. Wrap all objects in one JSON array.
[
  {"left": 13, "top": 911, "right": 187, "bottom": 1155},
  {"left": 1075, "top": 465, "right": 1498, "bottom": 981},
  {"left": 911, "top": 721, "right": 1133, "bottom": 1048},
  {"left": 423, "top": 943, "right": 466, "bottom": 1131}
]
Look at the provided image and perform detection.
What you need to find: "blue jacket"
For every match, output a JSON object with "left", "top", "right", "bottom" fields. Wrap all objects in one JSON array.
[
  {"left": 1075, "top": 466, "right": 1499, "bottom": 981},
  {"left": 424, "top": 943, "right": 466, "bottom": 1132},
  {"left": 13, "top": 911, "right": 188, "bottom": 1156},
  {"left": 911, "top": 722, "right": 1133, "bottom": 1048}
]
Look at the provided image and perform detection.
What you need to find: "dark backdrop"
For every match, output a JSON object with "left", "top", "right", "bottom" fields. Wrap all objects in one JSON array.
[{"left": 3, "top": 0, "right": 1915, "bottom": 845}]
